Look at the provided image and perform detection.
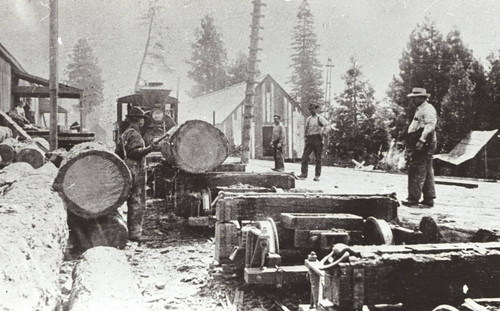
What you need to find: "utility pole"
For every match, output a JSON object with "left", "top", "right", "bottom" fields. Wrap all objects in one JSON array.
[
  {"left": 241, "top": 0, "right": 265, "bottom": 164},
  {"left": 324, "top": 58, "right": 334, "bottom": 107},
  {"left": 49, "top": 0, "right": 59, "bottom": 150}
]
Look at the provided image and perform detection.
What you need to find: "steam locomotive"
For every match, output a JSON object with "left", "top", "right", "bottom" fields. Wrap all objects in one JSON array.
[{"left": 114, "top": 82, "right": 178, "bottom": 146}]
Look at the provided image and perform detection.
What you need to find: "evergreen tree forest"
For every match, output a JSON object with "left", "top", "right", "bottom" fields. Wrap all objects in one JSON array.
[
  {"left": 288, "top": 0, "right": 324, "bottom": 113},
  {"left": 388, "top": 18, "right": 499, "bottom": 154},
  {"left": 65, "top": 38, "right": 104, "bottom": 128},
  {"left": 186, "top": 14, "right": 229, "bottom": 98},
  {"left": 327, "top": 57, "right": 391, "bottom": 165}
]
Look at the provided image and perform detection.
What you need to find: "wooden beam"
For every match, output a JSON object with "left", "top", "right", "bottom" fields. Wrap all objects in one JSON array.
[
  {"left": 216, "top": 193, "right": 398, "bottom": 222},
  {"left": 12, "top": 85, "right": 81, "bottom": 99},
  {"left": 244, "top": 265, "right": 309, "bottom": 285},
  {"left": 206, "top": 172, "right": 296, "bottom": 189}
]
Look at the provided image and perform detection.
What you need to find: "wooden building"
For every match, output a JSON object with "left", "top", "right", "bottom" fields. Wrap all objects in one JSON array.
[
  {"left": 434, "top": 129, "right": 500, "bottom": 179},
  {"left": 0, "top": 42, "right": 94, "bottom": 148},
  {"left": 180, "top": 75, "right": 306, "bottom": 160}
]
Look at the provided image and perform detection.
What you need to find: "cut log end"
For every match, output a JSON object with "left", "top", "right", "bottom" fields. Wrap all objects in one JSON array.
[
  {"left": 53, "top": 150, "right": 132, "bottom": 219},
  {"left": 163, "top": 120, "right": 229, "bottom": 173}
]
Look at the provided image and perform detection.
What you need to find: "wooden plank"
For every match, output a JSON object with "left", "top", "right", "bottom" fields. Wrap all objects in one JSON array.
[
  {"left": 244, "top": 265, "right": 309, "bottom": 285},
  {"left": 435, "top": 178, "right": 478, "bottom": 188},
  {"left": 281, "top": 213, "right": 364, "bottom": 230},
  {"left": 216, "top": 193, "right": 398, "bottom": 222},
  {"left": 207, "top": 172, "right": 296, "bottom": 189},
  {"left": 214, "top": 222, "right": 239, "bottom": 263}
]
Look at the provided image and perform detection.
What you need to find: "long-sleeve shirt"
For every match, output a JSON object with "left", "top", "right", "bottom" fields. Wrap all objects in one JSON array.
[
  {"left": 305, "top": 115, "right": 329, "bottom": 136},
  {"left": 407, "top": 100, "right": 437, "bottom": 143},
  {"left": 272, "top": 124, "right": 286, "bottom": 145},
  {"left": 121, "top": 126, "right": 152, "bottom": 161}
]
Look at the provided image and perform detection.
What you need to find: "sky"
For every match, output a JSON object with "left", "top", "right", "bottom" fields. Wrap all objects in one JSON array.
[{"left": 2, "top": 0, "right": 500, "bottom": 128}]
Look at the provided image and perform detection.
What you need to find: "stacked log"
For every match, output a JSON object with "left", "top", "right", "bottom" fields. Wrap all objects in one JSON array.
[
  {"left": 160, "top": 119, "right": 229, "bottom": 173},
  {"left": 0, "top": 162, "right": 68, "bottom": 310},
  {"left": 68, "top": 247, "right": 146, "bottom": 311},
  {"left": 53, "top": 142, "right": 132, "bottom": 254},
  {"left": 0, "top": 137, "right": 51, "bottom": 169}
]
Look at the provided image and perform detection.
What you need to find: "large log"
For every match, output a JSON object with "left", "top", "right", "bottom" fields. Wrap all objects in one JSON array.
[
  {"left": 53, "top": 147, "right": 132, "bottom": 219},
  {"left": 68, "top": 246, "right": 147, "bottom": 311},
  {"left": 0, "top": 162, "right": 68, "bottom": 311},
  {"left": 215, "top": 193, "right": 399, "bottom": 222},
  {"left": 160, "top": 119, "right": 229, "bottom": 173},
  {"left": 67, "top": 211, "right": 129, "bottom": 257},
  {"left": 0, "top": 138, "right": 23, "bottom": 167}
]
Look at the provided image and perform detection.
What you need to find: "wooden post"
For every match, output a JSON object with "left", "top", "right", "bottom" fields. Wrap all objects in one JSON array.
[
  {"left": 49, "top": 0, "right": 58, "bottom": 150},
  {"left": 241, "top": 0, "right": 265, "bottom": 164}
]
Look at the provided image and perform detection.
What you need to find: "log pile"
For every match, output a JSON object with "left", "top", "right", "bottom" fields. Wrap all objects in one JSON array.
[
  {"left": 0, "top": 135, "right": 53, "bottom": 169},
  {"left": 0, "top": 162, "right": 68, "bottom": 310},
  {"left": 68, "top": 246, "right": 146, "bottom": 311}
]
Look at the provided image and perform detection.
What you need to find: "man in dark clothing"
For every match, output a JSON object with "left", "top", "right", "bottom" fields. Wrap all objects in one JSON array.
[
  {"left": 402, "top": 87, "right": 437, "bottom": 208},
  {"left": 270, "top": 114, "right": 285, "bottom": 172},
  {"left": 297, "top": 104, "right": 330, "bottom": 182},
  {"left": 119, "top": 107, "right": 159, "bottom": 241}
]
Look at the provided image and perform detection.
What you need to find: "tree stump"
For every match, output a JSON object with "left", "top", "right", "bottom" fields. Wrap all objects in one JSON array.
[
  {"left": 160, "top": 119, "right": 229, "bottom": 173},
  {"left": 53, "top": 148, "right": 132, "bottom": 219},
  {"left": 68, "top": 246, "right": 146, "bottom": 311},
  {"left": 0, "top": 162, "right": 67, "bottom": 311}
]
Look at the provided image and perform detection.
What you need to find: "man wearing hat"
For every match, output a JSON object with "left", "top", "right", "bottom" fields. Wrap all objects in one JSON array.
[
  {"left": 271, "top": 114, "right": 286, "bottom": 172},
  {"left": 297, "top": 104, "right": 330, "bottom": 181},
  {"left": 402, "top": 87, "right": 437, "bottom": 208},
  {"left": 119, "top": 106, "right": 160, "bottom": 241}
]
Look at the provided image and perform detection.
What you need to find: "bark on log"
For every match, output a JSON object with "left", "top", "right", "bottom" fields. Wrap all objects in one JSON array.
[
  {"left": 160, "top": 119, "right": 229, "bottom": 173},
  {"left": 67, "top": 211, "right": 128, "bottom": 257},
  {"left": 0, "top": 125, "right": 13, "bottom": 143},
  {"left": 0, "top": 138, "right": 23, "bottom": 167},
  {"left": 53, "top": 148, "right": 132, "bottom": 219},
  {"left": 0, "top": 162, "right": 68, "bottom": 311},
  {"left": 15, "top": 145, "right": 46, "bottom": 168},
  {"left": 68, "top": 246, "right": 147, "bottom": 311}
]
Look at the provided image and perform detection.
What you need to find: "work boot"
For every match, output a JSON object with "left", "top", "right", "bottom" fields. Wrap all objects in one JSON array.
[
  {"left": 276, "top": 168, "right": 284, "bottom": 172},
  {"left": 419, "top": 199, "right": 434, "bottom": 208},
  {"left": 271, "top": 168, "right": 278, "bottom": 171},
  {"left": 313, "top": 176, "right": 320, "bottom": 181},
  {"left": 401, "top": 199, "right": 419, "bottom": 207},
  {"left": 296, "top": 174, "right": 307, "bottom": 179}
]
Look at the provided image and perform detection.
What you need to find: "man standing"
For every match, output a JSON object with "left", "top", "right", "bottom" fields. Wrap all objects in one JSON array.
[
  {"left": 402, "top": 87, "right": 437, "bottom": 208},
  {"left": 119, "top": 107, "right": 159, "bottom": 241},
  {"left": 297, "top": 104, "right": 330, "bottom": 181},
  {"left": 271, "top": 114, "right": 286, "bottom": 172}
]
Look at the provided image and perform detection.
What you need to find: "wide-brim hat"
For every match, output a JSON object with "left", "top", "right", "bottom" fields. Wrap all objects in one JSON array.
[
  {"left": 407, "top": 87, "right": 431, "bottom": 98},
  {"left": 273, "top": 114, "right": 281, "bottom": 119},
  {"left": 309, "top": 104, "right": 320, "bottom": 109}
]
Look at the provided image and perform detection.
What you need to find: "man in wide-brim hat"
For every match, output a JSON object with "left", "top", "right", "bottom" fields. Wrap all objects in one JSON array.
[
  {"left": 270, "top": 114, "right": 286, "bottom": 172},
  {"left": 402, "top": 87, "right": 437, "bottom": 208},
  {"left": 119, "top": 106, "right": 159, "bottom": 241}
]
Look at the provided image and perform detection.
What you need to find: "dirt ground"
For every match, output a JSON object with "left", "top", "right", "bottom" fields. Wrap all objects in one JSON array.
[{"left": 56, "top": 159, "right": 499, "bottom": 311}]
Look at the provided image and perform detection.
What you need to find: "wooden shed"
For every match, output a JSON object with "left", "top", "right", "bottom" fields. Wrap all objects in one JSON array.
[
  {"left": 434, "top": 129, "right": 500, "bottom": 179},
  {"left": 180, "top": 75, "right": 306, "bottom": 160}
]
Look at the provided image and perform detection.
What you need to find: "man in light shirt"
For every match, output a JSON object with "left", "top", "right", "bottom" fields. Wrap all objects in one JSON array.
[
  {"left": 297, "top": 104, "right": 330, "bottom": 181},
  {"left": 402, "top": 87, "right": 437, "bottom": 208}
]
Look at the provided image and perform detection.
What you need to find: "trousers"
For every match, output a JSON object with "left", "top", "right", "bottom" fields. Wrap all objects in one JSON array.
[
  {"left": 407, "top": 149, "right": 436, "bottom": 202},
  {"left": 125, "top": 158, "right": 146, "bottom": 239},
  {"left": 273, "top": 140, "right": 284, "bottom": 170},
  {"left": 301, "top": 134, "right": 323, "bottom": 177}
]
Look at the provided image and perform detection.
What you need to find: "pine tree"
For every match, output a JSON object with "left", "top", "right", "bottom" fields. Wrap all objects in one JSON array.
[
  {"left": 289, "top": 0, "right": 323, "bottom": 112},
  {"left": 438, "top": 61, "right": 475, "bottom": 152},
  {"left": 186, "top": 14, "right": 228, "bottom": 98},
  {"left": 388, "top": 18, "right": 451, "bottom": 141},
  {"left": 65, "top": 38, "right": 104, "bottom": 127},
  {"left": 486, "top": 53, "right": 500, "bottom": 131},
  {"left": 329, "top": 57, "right": 390, "bottom": 164},
  {"left": 227, "top": 52, "right": 249, "bottom": 86}
]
